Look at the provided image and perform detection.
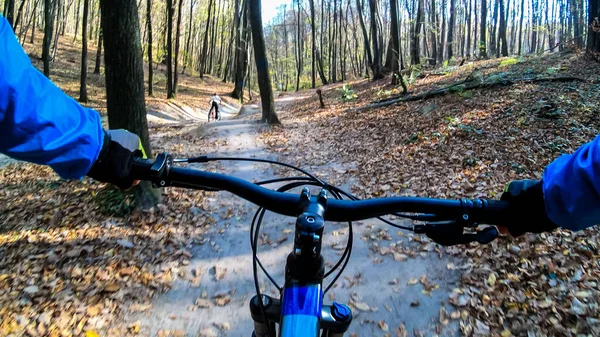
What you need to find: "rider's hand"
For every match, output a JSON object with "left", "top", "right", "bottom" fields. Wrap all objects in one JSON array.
[
  {"left": 86, "top": 129, "right": 146, "bottom": 190},
  {"left": 497, "top": 180, "right": 558, "bottom": 237}
]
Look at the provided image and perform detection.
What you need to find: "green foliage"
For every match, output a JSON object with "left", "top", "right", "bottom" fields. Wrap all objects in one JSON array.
[
  {"left": 546, "top": 64, "right": 567, "bottom": 74},
  {"left": 339, "top": 84, "right": 358, "bottom": 101},
  {"left": 459, "top": 90, "right": 473, "bottom": 98},
  {"left": 499, "top": 58, "right": 519, "bottom": 67},
  {"left": 94, "top": 188, "right": 135, "bottom": 217}
]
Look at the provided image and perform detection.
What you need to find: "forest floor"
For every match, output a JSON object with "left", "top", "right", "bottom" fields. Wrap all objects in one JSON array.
[{"left": 2, "top": 34, "right": 600, "bottom": 337}]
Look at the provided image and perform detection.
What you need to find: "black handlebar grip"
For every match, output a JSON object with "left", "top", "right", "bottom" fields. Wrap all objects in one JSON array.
[
  {"left": 130, "top": 157, "right": 154, "bottom": 181},
  {"left": 478, "top": 199, "right": 513, "bottom": 224}
]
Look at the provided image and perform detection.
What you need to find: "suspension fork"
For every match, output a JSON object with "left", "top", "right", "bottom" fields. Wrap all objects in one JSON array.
[{"left": 250, "top": 188, "right": 353, "bottom": 337}]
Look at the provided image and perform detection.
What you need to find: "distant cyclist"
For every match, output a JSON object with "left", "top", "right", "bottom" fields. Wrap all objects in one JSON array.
[{"left": 208, "top": 92, "right": 222, "bottom": 121}]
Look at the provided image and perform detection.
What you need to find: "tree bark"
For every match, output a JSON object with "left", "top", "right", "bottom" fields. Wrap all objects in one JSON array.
[
  {"left": 5, "top": 0, "right": 15, "bottom": 27},
  {"left": 369, "top": 0, "right": 384, "bottom": 79},
  {"left": 390, "top": 0, "right": 406, "bottom": 92},
  {"left": 530, "top": 0, "right": 537, "bottom": 53},
  {"left": 248, "top": 0, "right": 280, "bottom": 124},
  {"left": 295, "top": 0, "right": 303, "bottom": 89},
  {"left": 13, "top": 0, "right": 27, "bottom": 31},
  {"left": 79, "top": 0, "right": 89, "bottom": 102},
  {"left": 28, "top": 0, "right": 38, "bottom": 44},
  {"left": 430, "top": 0, "right": 438, "bottom": 65},
  {"left": 183, "top": 0, "right": 194, "bottom": 74},
  {"left": 411, "top": 0, "right": 423, "bottom": 64},
  {"left": 146, "top": 0, "right": 153, "bottom": 96},
  {"left": 231, "top": 0, "right": 248, "bottom": 100},
  {"left": 517, "top": 0, "right": 524, "bottom": 54},
  {"left": 447, "top": 0, "right": 456, "bottom": 59},
  {"left": 479, "top": 0, "right": 487, "bottom": 57},
  {"left": 199, "top": 0, "right": 214, "bottom": 77},
  {"left": 309, "top": 0, "right": 316, "bottom": 87},
  {"left": 356, "top": 0, "right": 373, "bottom": 75},
  {"left": 439, "top": 0, "right": 446, "bottom": 62},
  {"left": 588, "top": 0, "right": 600, "bottom": 52},
  {"left": 173, "top": 0, "right": 183, "bottom": 95},
  {"left": 498, "top": 0, "right": 508, "bottom": 56},
  {"left": 42, "top": 0, "right": 55, "bottom": 77},
  {"left": 465, "top": 0, "right": 472, "bottom": 57},
  {"left": 99, "top": 0, "right": 159, "bottom": 209},
  {"left": 166, "top": 0, "right": 174, "bottom": 98},
  {"left": 73, "top": 0, "right": 80, "bottom": 41}
]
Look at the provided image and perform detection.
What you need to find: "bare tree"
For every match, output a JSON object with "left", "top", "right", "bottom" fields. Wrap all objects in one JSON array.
[
  {"left": 146, "top": 0, "right": 153, "bottom": 95},
  {"left": 248, "top": 0, "right": 280, "bottom": 124},
  {"left": 369, "top": 0, "right": 384, "bottom": 79},
  {"left": 173, "top": 0, "right": 184, "bottom": 95},
  {"left": 199, "top": 0, "right": 214, "bottom": 77},
  {"left": 447, "top": 0, "right": 456, "bottom": 59},
  {"left": 166, "top": 0, "right": 174, "bottom": 98},
  {"left": 79, "top": 0, "right": 89, "bottom": 102},
  {"left": 99, "top": 0, "right": 159, "bottom": 208},
  {"left": 42, "top": 0, "right": 55, "bottom": 77}
]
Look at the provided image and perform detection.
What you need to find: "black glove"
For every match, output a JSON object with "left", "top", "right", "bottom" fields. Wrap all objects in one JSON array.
[
  {"left": 86, "top": 129, "right": 146, "bottom": 190},
  {"left": 500, "top": 180, "right": 558, "bottom": 237}
]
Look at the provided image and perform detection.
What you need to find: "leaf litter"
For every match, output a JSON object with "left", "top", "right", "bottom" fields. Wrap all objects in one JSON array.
[{"left": 261, "top": 54, "right": 600, "bottom": 336}]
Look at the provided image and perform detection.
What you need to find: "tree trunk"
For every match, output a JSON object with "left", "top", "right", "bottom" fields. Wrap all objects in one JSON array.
[
  {"left": 430, "top": 0, "right": 438, "bottom": 65},
  {"left": 356, "top": 0, "right": 373, "bottom": 74},
  {"left": 93, "top": 29, "right": 102, "bottom": 73},
  {"left": 479, "top": 0, "right": 487, "bottom": 57},
  {"left": 411, "top": 0, "right": 423, "bottom": 64},
  {"left": 283, "top": 4, "right": 290, "bottom": 89},
  {"left": 199, "top": 0, "right": 213, "bottom": 77},
  {"left": 498, "top": 0, "right": 508, "bottom": 56},
  {"left": 42, "top": 0, "right": 54, "bottom": 77},
  {"left": 183, "top": 0, "right": 194, "bottom": 74},
  {"left": 489, "top": 0, "right": 498, "bottom": 55},
  {"left": 295, "top": 0, "right": 303, "bottom": 89},
  {"left": 332, "top": 0, "right": 337, "bottom": 82},
  {"left": 173, "top": 0, "right": 183, "bottom": 95},
  {"left": 231, "top": 0, "right": 248, "bottom": 100},
  {"left": 248, "top": 0, "right": 280, "bottom": 124},
  {"left": 439, "top": 0, "right": 446, "bottom": 62},
  {"left": 447, "top": 0, "right": 456, "bottom": 59},
  {"left": 13, "top": 0, "right": 27, "bottom": 31},
  {"left": 530, "top": 0, "right": 537, "bottom": 53},
  {"left": 146, "top": 0, "right": 153, "bottom": 96},
  {"left": 166, "top": 0, "right": 174, "bottom": 98},
  {"left": 587, "top": 0, "right": 600, "bottom": 52},
  {"left": 5, "top": 0, "right": 15, "bottom": 27},
  {"left": 207, "top": 0, "right": 218, "bottom": 74},
  {"left": 29, "top": 0, "right": 38, "bottom": 44},
  {"left": 390, "top": 0, "right": 406, "bottom": 91},
  {"left": 99, "top": 0, "right": 159, "bottom": 209},
  {"left": 465, "top": 0, "right": 472, "bottom": 57},
  {"left": 517, "top": 0, "right": 524, "bottom": 54},
  {"left": 369, "top": 0, "right": 384, "bottom": 79},
  {"left": 309, "top": 0, "right": 316, "bottom": 88},
  {"left": 73, "top": 0, "right": 80, "bottom": 41},
  {"left": 79, "top": 0, "right": 89, "bottom": 102}
]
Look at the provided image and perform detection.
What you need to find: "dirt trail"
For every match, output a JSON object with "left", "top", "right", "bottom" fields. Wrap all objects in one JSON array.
[{"left": 127, "top": 98, "right": 462, "bottom": 337}]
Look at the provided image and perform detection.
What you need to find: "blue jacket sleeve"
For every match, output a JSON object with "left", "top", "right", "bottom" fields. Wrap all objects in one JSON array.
[
  {"left": 0, "top": 15, "right": 103, "bottom": 179},
  {"left": 543, "top": 135, "right": 600, "bottom": 231}
]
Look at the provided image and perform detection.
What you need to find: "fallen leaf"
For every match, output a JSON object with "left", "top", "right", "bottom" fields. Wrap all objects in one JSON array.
[
  {"left": 393, "top": 253, "right": 408, "bottom": 262},
  {"left": 378, "top": 320, "right": 389, "bottom": 331},
  {"left": 103, "top": 283, "right": 120, "bottom": 293},
  {"left": 408, "top": 278, "right": 418, "bottom": 285},
  {"left": 214, "top": 295, "right": 231, "bottom": 306},
  {"left": 410, "top": 300, "right": 420, "bottom": 307},
  {"left": 353, "top": 302, "right": 371, "bottom": 311},
  {"left": 85, "top": 331, "right": 100, "bottom": 337},
  {"left": 212, "top": 266, "right": 227, "bottom": 281},
  {"left": 195, "top": 298, "right": 211, "bottom": 308}
]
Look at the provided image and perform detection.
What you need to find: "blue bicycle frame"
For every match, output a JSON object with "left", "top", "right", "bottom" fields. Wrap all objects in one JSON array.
[
  {"left": 249, "top": 189, "right": 353, "bottom": 337},
  {"left": 280, "top": 284, "right": 322, "bottom": 337}
]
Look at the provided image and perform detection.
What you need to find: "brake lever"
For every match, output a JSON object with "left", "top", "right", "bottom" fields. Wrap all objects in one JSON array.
[{"left": 416, "top": 222, "right": 499, "bottom": 247}]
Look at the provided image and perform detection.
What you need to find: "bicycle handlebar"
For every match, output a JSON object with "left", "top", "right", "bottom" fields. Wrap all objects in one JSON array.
[{"left": 131, "top": 154, "right": 512, "bottom": 226}]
